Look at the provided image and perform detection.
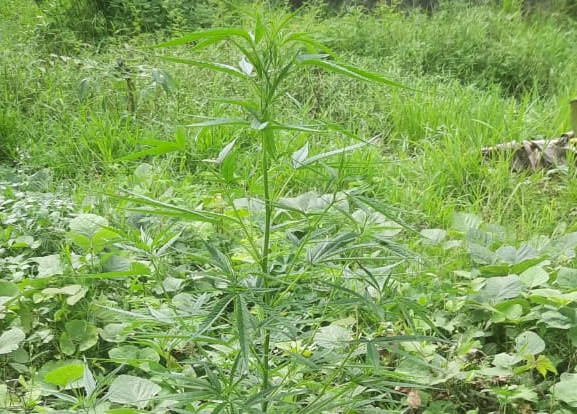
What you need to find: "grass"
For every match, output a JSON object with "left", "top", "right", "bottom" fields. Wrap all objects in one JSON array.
[{"left": 3, "top": 0, "right": 577, "bottom": 412}]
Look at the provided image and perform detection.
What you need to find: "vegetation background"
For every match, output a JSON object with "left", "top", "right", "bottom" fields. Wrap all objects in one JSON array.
[{"left": 3, "top": 0, "right": 577, "bottom": 413}]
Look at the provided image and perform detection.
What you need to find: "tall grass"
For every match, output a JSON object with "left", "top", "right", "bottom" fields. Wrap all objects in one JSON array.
[{"left": 3, "top": 0, "right": 577, "bottom": 237}]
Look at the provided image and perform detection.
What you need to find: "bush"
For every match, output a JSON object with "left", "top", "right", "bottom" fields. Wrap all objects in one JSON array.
[
  {"left": 33, "top": 0, "right": 236, "bottom": 45},
  {"left": 322, "top": 3, "right": 574, "bottom": 98}
]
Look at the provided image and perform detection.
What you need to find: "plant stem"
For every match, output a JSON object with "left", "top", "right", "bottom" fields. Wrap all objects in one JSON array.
[{"left": 260, "top": 128, "right": 273, "bottom": 412}]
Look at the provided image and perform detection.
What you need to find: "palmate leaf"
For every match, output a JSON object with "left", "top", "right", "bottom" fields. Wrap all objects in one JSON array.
[
  {"left": 350, "top": 195, "right": 419, "bottom": 236},
  {"left": 193, "top": 294, "right": 234, "bottom": 338},
  {"left": 306, "top": 231, "right": 357, "bottom": 264}
]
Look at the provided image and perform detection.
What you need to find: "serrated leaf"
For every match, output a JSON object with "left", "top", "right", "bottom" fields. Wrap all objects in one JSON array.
[
  {"left": 0, "top": 328, "right": 25, "bottom": 355},
  {"left": 534, "top": 355, "right": 557, "bottom": 378},
  {"left": 297, "top": 136, "right": 378, "bottom": 166},
  {"left": 366, "top": 341, "right": 380, "bottom": 370},
  {"left": 420, "top": 228, "right": 447, "bottom": 244},
  {"left": 278, "top": 191, "right": 348, "bottom": 215},
  {"left": 235, "top": 295, "right": 252, "bottom": 373},
  {"left": 306, "top": 231, "right": 357, "bottom": 264},
  {"left": 106, "top": 375, "right": 161, "bottom": 409}
]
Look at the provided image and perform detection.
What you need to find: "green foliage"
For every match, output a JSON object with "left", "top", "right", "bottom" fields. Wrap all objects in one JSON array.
[
  {"left": 322, "top": 4, "right": 575, "bottom": 98},
  {"left": 6, "top": 0, "right": 577, "bottom": 412}
]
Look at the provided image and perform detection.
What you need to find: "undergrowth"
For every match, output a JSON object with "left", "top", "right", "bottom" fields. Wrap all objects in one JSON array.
[{"left": 3, "top": 0, "right": 577, "bottom": 413}]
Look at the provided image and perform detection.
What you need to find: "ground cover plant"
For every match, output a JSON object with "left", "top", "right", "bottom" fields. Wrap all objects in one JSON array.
[{"left": 4, "top": 0, "right": 577, "bottom": 413}]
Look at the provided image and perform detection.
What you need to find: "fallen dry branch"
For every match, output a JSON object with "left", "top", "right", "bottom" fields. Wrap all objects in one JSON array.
[
  {"left": 482, "top": 131, "right": 577, "bottom": 172},
  {"left": 482, "top": 99, "right": 577, "bottom": 172}
]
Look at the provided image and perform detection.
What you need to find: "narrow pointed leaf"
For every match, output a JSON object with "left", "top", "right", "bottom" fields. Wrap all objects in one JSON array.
[
  {"left": 112, "top": 190, "right": 233, "bottom": 224},
  {"left": 350, "top": 195, "right": 420, "bottom": 235},
  {"left": 216, "top": 138, "right": 237, "bottom": 164},
  {"left": 152, "top": 28, "right": 251, "bottom": 48},
  {"left": 239, "top": 56, "right": 254, "bottom": 76},
  {"left": 301, "top": 136, "right": 379, "bottom": 166},
  {"left": 235, "top": 295, "right": 252, "bottom": 372},
  {"left": 306, "top": 231, "right": 357, "bottom": 263},
  {"left": 298, "top": 58, "right": 413, "bottom": 89},
  {"left": 194, "top": 295, "right": 234, "bottom": 338},
  {"left": 187, "top": 117, "right": 250, "bottom": 128},
  {"left": 157, "top": 57, "right": 247, "bottom": 80},
  {"left": 292, "top": 142, "right": 309, "bottom": 169}
]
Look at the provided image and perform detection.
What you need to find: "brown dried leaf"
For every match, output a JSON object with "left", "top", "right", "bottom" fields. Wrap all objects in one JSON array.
[{"left": 406, "top": 388, "right": 421, "bottom": 410}]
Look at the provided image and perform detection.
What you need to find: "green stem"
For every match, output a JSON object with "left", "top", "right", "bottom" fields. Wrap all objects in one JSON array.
[{"left": 260, "top": 128, "right": 273, "bottom": 412}]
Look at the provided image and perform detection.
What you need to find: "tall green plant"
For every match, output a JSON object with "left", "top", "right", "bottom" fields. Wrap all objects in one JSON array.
[{"left": 117, "top": 10, "right": 424, "bottom": 413}]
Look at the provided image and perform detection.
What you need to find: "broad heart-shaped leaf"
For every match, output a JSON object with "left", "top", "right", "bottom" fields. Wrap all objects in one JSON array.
[
  {"left": 44, "top": 363, "right": 83, "bottom": 387},
  {"left": 278, "top": 191, "right": 349, "bottom": 215},
  {"left": 519, "top": 266, "right": 549, "bottom": 288},
  {"left": 476, "top": 275, "right": 522, "bottom": 305},
  {"left": 420, "top": 228, "right": 447, "bottom": 244},
  {"left": 551, "top": 373, "right": 577, "bottom": 407},
  {"left": 314, "top": 324, "right": 352, "bottom": 350},
  {"left": 69, "top": 214, "right": 108, "bottom": 239},
  {"left": 515, "top": 331, "right": 545, "bottom": 356},
  {"left": 32, "top": 254, "right": 63, "bottom": 278},
  {"left": 60, "top": 320, "right": 99, "bottom": 355},
  {"left": 538, "top": 310, "right": 572, "bottom": 329},
  {"left": 547, "top": 232, "right": 577, "bottom": 259},
  {"left": 556, "top": 267, "right": 577, "bottom": 288},
  {"left": 106, "top": 375, "right": 161, "bottom": 409},
  {"left": 491, "top": 300, "right": 525, "bottom": 323},
  {"left": 495, "top": 244, "right": 539, "bottom": 265},
  {"left": 0, "top": 327, "right": 25, "bottom": 355},
  {"left": 452, "top": 213, "right": 482, "bottom": 233},
  {"left": 292, "top": 141, "right": 309, "bottom": 169},
  {"left": 468, "top": 243, "right": 496, "bottom": 265}
]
